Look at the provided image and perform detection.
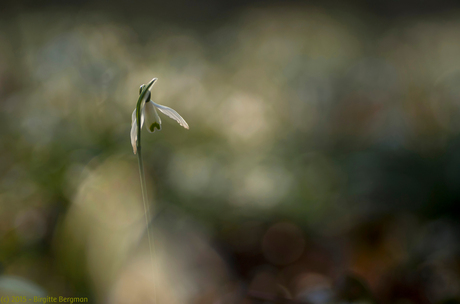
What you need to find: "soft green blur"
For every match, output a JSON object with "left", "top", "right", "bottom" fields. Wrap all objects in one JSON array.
[{"left": 1, "top": 4, "right": 460, "bottom": 304}]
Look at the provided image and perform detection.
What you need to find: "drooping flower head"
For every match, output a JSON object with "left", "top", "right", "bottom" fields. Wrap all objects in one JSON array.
[{"left": 130, "top": 78, "right": 189, "bottom": 154}]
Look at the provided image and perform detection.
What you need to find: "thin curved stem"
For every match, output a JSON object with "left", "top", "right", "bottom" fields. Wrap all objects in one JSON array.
[
  {"left": 136, "top": 146, "right": 157, "bottom": 303},
  {"left": 135, "top": 77, "right": 158, "bottom": 303}
]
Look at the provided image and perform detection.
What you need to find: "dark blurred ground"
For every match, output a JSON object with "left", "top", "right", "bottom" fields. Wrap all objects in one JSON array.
[{"left": 1, "top": 0, "right": 460, "bottom": 303}]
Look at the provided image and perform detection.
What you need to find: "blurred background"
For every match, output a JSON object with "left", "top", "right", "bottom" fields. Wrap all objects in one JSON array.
[{"left": 1, "top": 0, "right": 460, "bottom": 303}]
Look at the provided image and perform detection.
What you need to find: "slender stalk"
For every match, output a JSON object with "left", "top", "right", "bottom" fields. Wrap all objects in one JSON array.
[
  {"left": 136, "top": 147, "right": 149, "bottom": 227},
  {"left": 135, "top": 78, "right": 158, "bottom": 303},
  {"left": 136, "top": 146, "right": 157, "bottom": 303}
]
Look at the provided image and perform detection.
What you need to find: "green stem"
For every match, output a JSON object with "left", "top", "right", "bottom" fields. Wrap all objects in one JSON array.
[
  {"left": 136, "top": 119, "right": 149, "bottom": 225},
  {"left": 135, "top": 77, "right": 157, "bottom": 219},
  {"left": 135, "top": 78, "right": 158, "bottom": 303},
  {"left": 136, "top": 146, "right": 150, "bottom": 231}
]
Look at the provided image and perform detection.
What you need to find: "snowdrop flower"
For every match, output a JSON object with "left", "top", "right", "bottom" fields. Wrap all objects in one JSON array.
[{"left": 130, "top": 78, "right": 189, "bottom": 154}]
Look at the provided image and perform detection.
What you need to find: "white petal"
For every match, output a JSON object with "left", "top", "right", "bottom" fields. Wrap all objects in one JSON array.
[
  {"left": 130, "top": 106, "right": 146, "bottom": 154},
  {"left": 131, "top": 109, "right": 136, "bottom": 124},
  {"left": 140, "top": 107, "right": 145, "bottom": 128},
  {"left": 144, "top": 101, "right": 162, "bottom": 133},
  {"left": 131, "top": 107, "right": 145, "bottom": 128},
  {"left": 130, "top": 120, "right": 137, "bottom": 154},
  {"left": 151, "top": 101, "right": 189, "bottom": 129}
]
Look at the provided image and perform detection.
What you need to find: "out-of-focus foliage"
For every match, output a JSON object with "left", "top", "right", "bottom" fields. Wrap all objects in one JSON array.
[{"left": 1, "top": 2, "right": 460, "bottom": 303}]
